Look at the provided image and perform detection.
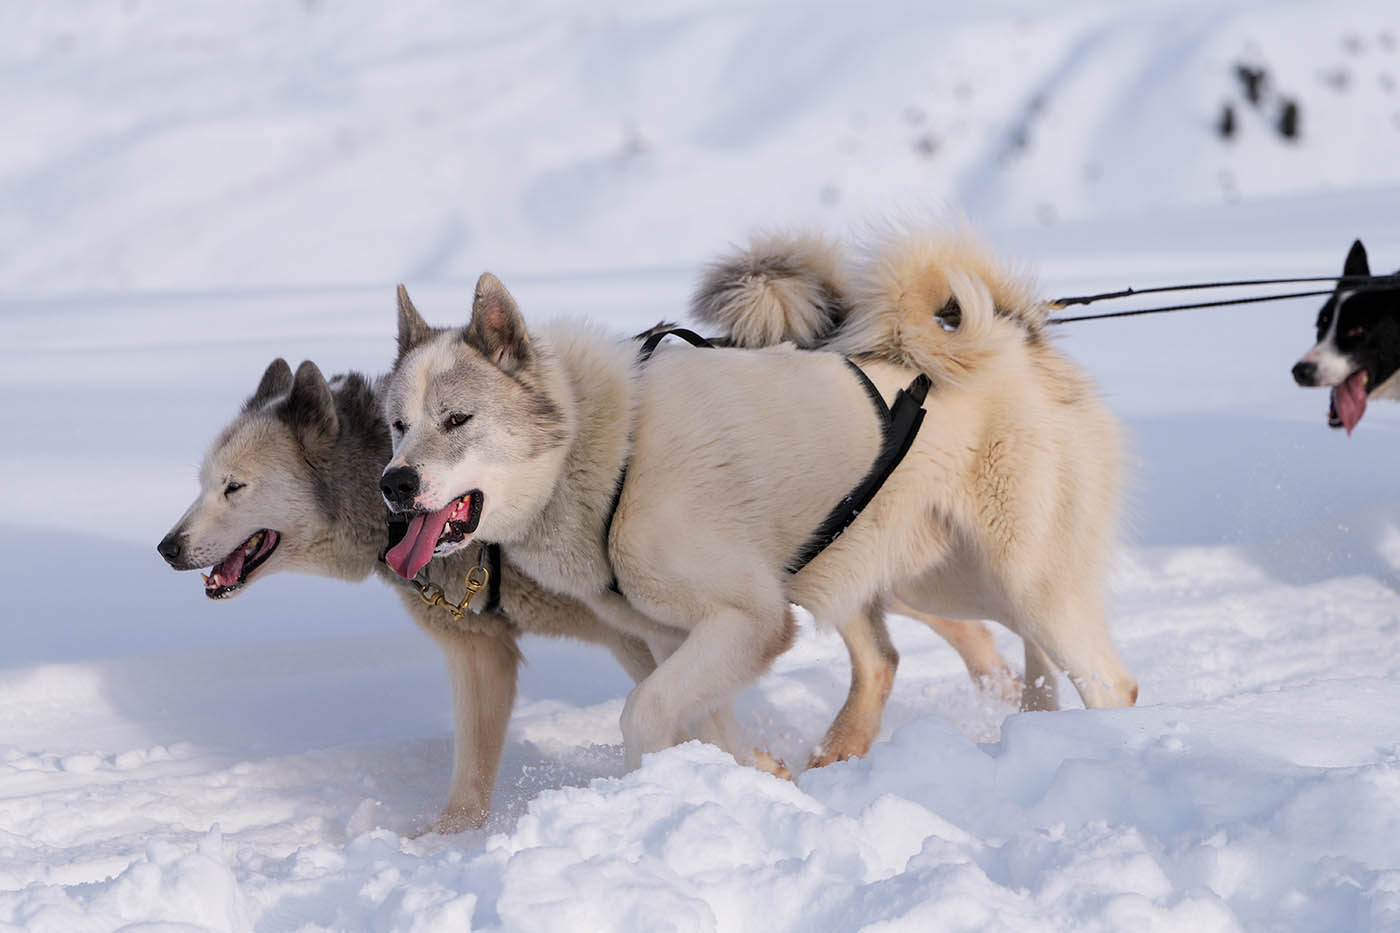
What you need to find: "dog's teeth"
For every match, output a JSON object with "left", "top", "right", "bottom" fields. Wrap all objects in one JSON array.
[{"left": 201, "top": 573, "right": 211, "bottom": 585}]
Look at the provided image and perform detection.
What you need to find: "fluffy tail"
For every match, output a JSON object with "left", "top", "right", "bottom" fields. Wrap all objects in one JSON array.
[
  {"left": 825, "top": 230, "right": 1046, "bottom": 386},
  {"left": 690, "top": 233, "right": 849, "bottom": 349}
]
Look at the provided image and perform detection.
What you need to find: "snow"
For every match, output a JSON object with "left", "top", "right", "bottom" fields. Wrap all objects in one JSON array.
[{"left": 3, "top": 1, "right": 1400, "bottom": 930}]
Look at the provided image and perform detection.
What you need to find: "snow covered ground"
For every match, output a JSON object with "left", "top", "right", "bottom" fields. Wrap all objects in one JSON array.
[{"left": 3, "top": 1, "right": 1400, "bottom": 930}]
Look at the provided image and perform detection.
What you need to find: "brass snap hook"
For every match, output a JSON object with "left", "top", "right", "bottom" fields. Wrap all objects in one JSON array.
[
  {"left": 418, "top": 582, "right": 447, "bottom": 607},
  {"left": 414, "top": 563, "right": 490, "bottom": 621}
]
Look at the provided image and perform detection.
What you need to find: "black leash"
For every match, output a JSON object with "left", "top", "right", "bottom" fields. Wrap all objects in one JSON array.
[
  {"left": 1049, "top": 272, "right": 1400, "bottom": 325},
  {"left": 1050, "top": 288, "right": 1336, "bottom": 324},
  {"left": 1050, "top": 273, "right": 1389, "bottom": 308}
]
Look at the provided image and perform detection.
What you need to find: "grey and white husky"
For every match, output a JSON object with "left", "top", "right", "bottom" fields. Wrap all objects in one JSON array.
[
  {"left": 157, "top": 358, "right": 656, "bottom": 832},
  {"left": 379, "top": 229, "right": 1138, "bottom": 770}
]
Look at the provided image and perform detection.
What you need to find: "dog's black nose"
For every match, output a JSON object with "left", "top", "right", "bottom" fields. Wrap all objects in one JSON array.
[
  {"left": 381, "top": 466, "right": 421, "bottom": 509},
  {"left": 157, "top": 532, "right": 184, "bottom": 566},
  {"left": 1292, "top": 361, "right": 1317, "bottom": 386}
]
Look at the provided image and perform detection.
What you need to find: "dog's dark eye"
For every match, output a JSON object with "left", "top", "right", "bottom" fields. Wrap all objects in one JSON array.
[
  {"left": 1345, "top": 326, "right": 1365, "bottom": 338},
  {"left": 392, "top": 420, "right": 407, "bottom": 434},
  {"left": 444, "top": 412, "right": 473, "bottom": 430},
  {"left": 224, "top": 481, "right": 245, "bottom": 496},
  {"left": 935, "top": 298, "right": 961, "bottom": 332}
]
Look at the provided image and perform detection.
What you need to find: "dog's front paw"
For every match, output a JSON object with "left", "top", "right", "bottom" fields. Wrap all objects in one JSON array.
[{"left": 620, "top": 683, "right": 676, "bottom": 769}]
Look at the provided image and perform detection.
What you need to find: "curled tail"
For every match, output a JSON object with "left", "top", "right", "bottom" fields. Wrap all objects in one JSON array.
[
  {"left": 690, "top": 233, "right": 850, "bottom": 349},
  {"left": 826, "top": 230, "right": 1046, "bottom": 386}
]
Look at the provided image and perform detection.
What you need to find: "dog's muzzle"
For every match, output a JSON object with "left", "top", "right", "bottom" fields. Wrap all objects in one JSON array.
[
  {"left": 381, "top": 465, "right": 421, "bottom": 511},
  {"left": 157, "top": 531, "right": 187, "bottom": 567}
]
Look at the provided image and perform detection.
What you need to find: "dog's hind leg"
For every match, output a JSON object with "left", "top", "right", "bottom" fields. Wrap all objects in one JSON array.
[
  {"left": 807, "top": 598, "right": 898, "bottom": 770},
  {"left": 427, "top": 627, "right": 521, "bottom": 834},
  {"left": 888, "top": 598, "right": 1019, "bottom": 703}
]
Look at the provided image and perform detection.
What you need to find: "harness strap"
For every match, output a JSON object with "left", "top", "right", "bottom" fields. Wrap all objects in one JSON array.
[
  {"left": 482, "top": 542, "right": 502, "bottom": 615},
  {"left": 602, "top": 329, "right": 932, "bottom": 594},
  {"left": 785, "top": 363, "right": 932, "bottom": 575},
  {"left": 604, "top": 328, "right": 717, "bottom": 594},
  {"left": 638, "top": 326, "right": 713, "bottom": 360}
]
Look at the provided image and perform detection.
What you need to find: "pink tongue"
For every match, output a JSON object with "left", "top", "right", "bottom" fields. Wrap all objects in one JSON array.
[
  {"left": 385, "top": 500, "right": 460, "bottom": 579},
  {"left": 1333, "top": 371, "right": 1368, "bottom": 435},
  {"left": 210, "top": 547, "right": 246, "bottom": 588}
]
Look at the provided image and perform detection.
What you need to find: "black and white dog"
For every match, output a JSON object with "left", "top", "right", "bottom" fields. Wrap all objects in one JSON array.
[{"left": 1292, "top": 240, "right": 1400, "bottom": 434}]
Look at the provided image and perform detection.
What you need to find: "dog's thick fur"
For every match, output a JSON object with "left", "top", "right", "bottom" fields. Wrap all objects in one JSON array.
[
  {"left": 690, "top": 233, "right": 851, "bottom": 350},
  {"left": 158, "top": 359, "right": 655, "bottom": 832},
  {"left": 382, "top": 229, "right": 1136, "bottom": 770},
  {"left": 694, "top": 232, "right": 1133, "bottom": 761}
]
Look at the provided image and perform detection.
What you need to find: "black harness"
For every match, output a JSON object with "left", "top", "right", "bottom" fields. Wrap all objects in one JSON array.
[
  {"left": 785, "top": 365, "right": 931, "bottom": 574},
  {"left": 602, "top": 328, "right": 931, "bottom": 595}
]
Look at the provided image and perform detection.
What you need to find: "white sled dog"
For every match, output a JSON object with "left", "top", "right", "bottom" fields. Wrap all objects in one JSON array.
[
  {"left": 379, "top": 228, "right": 1137, "bottom": 770},
  {"left": 689, "top": 232, "right": 1137, "bottom": 763},
  {"left": 157, "top": 358, "right": 657, "bottom": 831}
]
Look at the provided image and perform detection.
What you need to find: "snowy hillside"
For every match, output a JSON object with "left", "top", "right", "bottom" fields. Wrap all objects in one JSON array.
[
  {"left": 6, "top": 0, "right": 1400, "bottom": 292},
  {"left": 3, "top": 1, "right": 1400, "bottom": 930}
]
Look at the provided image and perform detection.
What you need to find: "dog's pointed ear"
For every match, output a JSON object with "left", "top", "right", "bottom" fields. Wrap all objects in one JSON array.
[
  {"left": 397, "top": 285, "right": 433, "bottom": 359},
  {"left": 1344, "top": 239, "right": 1370, "bottom": 278},
  {"left": 284, "top": 360, "right": 339, "bottom": 453},
  {"left": 465, "top": 272, "right": 530, "bottom": 372},
  {"left": 246, "top": 357, "right": 293, "bottom": 410}
]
